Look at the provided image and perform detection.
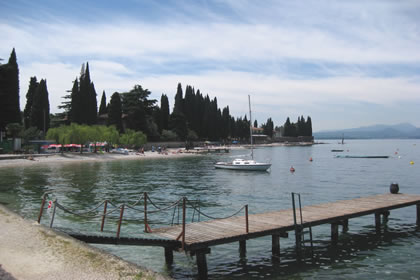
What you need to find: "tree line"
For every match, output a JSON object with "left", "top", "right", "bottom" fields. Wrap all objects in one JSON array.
[{"left": 0, "top": 48, "right": 313, "bottom": 149}]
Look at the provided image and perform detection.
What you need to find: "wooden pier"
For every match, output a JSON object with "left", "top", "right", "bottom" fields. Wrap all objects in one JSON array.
[
  {"left": 152, "top": 193, "right": 420, "bottom": 279},
  {"left": 51, "top": 193, "right": 420, "bottom": 279}
]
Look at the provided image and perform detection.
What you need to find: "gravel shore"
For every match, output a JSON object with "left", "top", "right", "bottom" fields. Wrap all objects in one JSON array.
[{"left": 0, "top": 205, "right": 170, "bottom": 280}]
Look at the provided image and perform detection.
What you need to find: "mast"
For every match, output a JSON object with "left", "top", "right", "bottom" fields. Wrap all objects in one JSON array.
[{"left": 248, "top": 95, "right": 253, "bottom": 160}]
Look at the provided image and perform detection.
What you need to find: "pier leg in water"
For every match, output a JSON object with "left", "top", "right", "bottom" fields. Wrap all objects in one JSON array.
[
  {"left": 341, "top": 219, "right": 349, "bottom": 233},
  {"left": 272, "top": 234, "right": 280, "bottom": 256},
  {"left": 193, "top": 248, "right": 211, "bottom": 280},
  {"left": 331, "top": 223, "right": 339, "bottom": 245},
  {"left": 417, "top": 204, "right": 420, "bottom": 226},
  {"left": 164, "top": 247, "right": 174, "bottom": 266},
  {"left": 375, "top": 212, "right": 381, "bottom": 234},
  {"left": 239, "top": 240, "right": 246, "bottom": 258}
]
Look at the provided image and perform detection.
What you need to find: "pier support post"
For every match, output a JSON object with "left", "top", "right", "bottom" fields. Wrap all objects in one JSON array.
[
  {"left": 375, "top": 212, "right": 381, "bottom": 233},
  {"left": 417, "top": 204, "right": 420, "bottom": 226},
  {"left": 164, "top": 247, "right": 174, "bottom": 266},
  {"left": 272, "top": 234, "right": 280, "bottom": 256},
  {"left": 331, "top": 223, "right": 339, "bottom": 245},
  {"left": 382, "top": 211, "right": 390, "bottom": 224},
  {"left": 239, "top": 240, "right": 246, "bottom": 257},
  {"left": 192, "top": 248, "right": 211, "bottom": 280},
  {"left": 342, "top": 219, "right": 349, "bottom": 233}
]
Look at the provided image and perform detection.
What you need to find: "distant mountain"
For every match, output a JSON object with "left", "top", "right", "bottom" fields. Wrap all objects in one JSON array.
[{"left": 314, "top": 123, "right": 420, "bottom": 139}]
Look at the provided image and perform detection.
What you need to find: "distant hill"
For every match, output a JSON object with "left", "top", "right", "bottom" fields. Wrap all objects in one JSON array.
[{"left": 314, "top": 123, "right": 420, "bottom": 139}]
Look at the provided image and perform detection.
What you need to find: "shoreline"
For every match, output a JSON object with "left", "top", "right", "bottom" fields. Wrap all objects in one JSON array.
[
  {"left": 0, "top": 149, "right": 200, "bottom": 168},
  {"left": 0, "top": 204, "right": 170, "bottom": 280}
]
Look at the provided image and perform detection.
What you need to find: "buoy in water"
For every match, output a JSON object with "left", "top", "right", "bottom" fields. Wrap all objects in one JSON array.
[
  {"left": 410, "top": 161, "right": 415, "bottom": 165},
  {"left": 395, "top": 151, "right": 398, "bottom": 155},
  {"left": 290, "top": 166, "right": 295, "bottom": 172},
  {"left": 309, "top": 157, "right": 313, "bottom": 162}
]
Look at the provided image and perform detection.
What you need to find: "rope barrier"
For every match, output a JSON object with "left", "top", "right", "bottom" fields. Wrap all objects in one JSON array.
[{"left": 185, "top": 198, "right": 246, "bottom": 220}]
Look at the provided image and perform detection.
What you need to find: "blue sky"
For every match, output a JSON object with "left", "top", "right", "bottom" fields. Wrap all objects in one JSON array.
[{"left": 1, "top": 0, "right": 420, "bottom": 131}]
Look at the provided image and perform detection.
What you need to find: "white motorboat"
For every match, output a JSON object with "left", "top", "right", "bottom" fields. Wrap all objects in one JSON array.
[{"left": 214, "top": 95, "right": 271, "bottom": 172}]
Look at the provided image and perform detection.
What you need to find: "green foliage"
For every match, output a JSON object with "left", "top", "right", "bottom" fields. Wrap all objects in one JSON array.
[
  {"left": 119, "top": 129, "right": 147, "bottom": 148},
  {"left": 160, "top": 129, "right": 177, "bottom": 141},
  {"left": 98, "top": 91, "right": 107, "bottom": 115},
  {"left": 120, "top": 84, "right": 157, "bottom": 134},
  {"left": 107, "top": 92, "right": 123, "bottom": 133},
  {"left": 282, "top": 116, "right": 312, "bottom": 137},
  {"left": 262, "top": 117, "right": 274, "bottom": 138},
  {"left": 29, "top": 79, "right": 50, "bottom": 133},
  {"left": 69, "top": 62, "right": 97, "bottom": 125},
  {"left": 6, "top": 122, "right": 22, "bottom": 138},
  {"left": 46, "top": 124, "right": 120, "bottom": 147},
  {"left": 0, "top": 48, "right": 21, "bottom": 130},
  {"left": 160, "top": 94, "right": 170, "bottom": 131},
  {"left": 21, "top": 127, "right": 42, "bottom": 143},
  {"left": 23, "top": 77, "right": 38, "bottom": 129}
]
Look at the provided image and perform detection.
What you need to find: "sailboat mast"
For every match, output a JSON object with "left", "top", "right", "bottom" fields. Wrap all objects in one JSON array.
[{"left": 248, "top": 95, "right": 253, "bottom": 160}]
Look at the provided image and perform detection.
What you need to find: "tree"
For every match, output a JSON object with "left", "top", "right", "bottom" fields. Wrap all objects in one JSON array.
[
  {"left": 306, "top": 116, "right": 313, "bottom": 136},
  {"left": 120, "top": 85, "right": 157, "bottom": 134},
  {"left": 23, "top": 77, "right": 38, "bottom": 129},
  {"left": 69, "top": 62, "right": 97, "bottom": 125},
  {"left": 98, "top": 91, "right": 107, "bottom": 115},
  {"left": 29, "top": 79, "right": 50, "bottom": 134},
  {"left": 107, "top": 92, "right": 123, "bottom": 133},
  {"left": 173, "top": 83, "right": 183, "bottom": 115},
  {"left": 262, "top": 117, "right": 274, "bottom": 138},
  {"left": 160, "top": 94, "right": 170, "bottom": 131},
  {"left": 0, "top": 48, "right": 21, "bottom": 130},
  {"left": 119, "top": 129, "right": 147, "bottom": 148}
]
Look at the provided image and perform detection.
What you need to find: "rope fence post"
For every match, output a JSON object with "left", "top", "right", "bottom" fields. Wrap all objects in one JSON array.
[
  {"left": 37, "top": 194, "right": 47, "bottom": 223},
  {"left": 245, "top": 204, "right": 249, "bottom": 233},
  {"left": 182, "top": 197, "right": 186, "bottom": 250},
  {"left": 49, "top": 199, "right": 57, "bottom": 228},
  {"left": 117, "top": 204, "right": 125, "bottom": 238},
  {"left": 144, "top": 192, "right": 148, "bottom": 232},
  {"left": 100, "top": 200, "right": 108, "bottom": 232}
]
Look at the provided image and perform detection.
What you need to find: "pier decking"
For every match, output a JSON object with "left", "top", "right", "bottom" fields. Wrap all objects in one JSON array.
[{"left": 51, "top": 193, "right": 420, "bottom": 279}]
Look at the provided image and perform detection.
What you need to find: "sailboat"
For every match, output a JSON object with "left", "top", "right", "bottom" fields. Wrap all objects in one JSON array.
[{"left": 214, "top": 95, "right": 272, "bottom": 171}]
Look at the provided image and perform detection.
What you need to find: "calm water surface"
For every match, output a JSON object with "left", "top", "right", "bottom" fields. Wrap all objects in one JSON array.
[{"left": 1, "top": 139, "right": 420, "bottom": 279}]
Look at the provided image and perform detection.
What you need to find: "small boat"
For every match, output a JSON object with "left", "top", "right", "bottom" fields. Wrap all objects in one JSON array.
[
  {"left": 335, "top": 155, "right": 389, "bottom": 159},
  {"left": 215, "top": 95, "right": 271, "bottom": 172},
  {"left": 331, "top": 149, "right": 344, "bottom": 152}
]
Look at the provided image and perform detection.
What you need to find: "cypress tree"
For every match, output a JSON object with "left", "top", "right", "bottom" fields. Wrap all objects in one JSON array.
[
  {"left": 99, "top": 91, "right": 107, "bottom": 116},
  {"left": 23, "top": 77, "right": 38, "bottom": 129},
  {"left": 108, "top": 92, "right": 123, "bottom": 133},
  {"left": 173, "top": 83, "right": 184, "bottom": 115},
  {"left": 29, "top": 79, "right": 50, "bottom": 133},
  {"left": 0, "top": 48, "right": 21, "bottom": 129},
  {"left": 70, "top": 78, "right": 81, "bottom": 124},
  {"left": 160, "top": 94, "right": 170, "bottom": 130},
  {"left": 306, "top": 116, "right": 313, "bottom": 136}
]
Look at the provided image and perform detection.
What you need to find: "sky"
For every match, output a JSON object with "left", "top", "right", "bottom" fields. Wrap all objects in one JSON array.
[{"left": 1, "top": 0, "right": 420, "bottom": 132}]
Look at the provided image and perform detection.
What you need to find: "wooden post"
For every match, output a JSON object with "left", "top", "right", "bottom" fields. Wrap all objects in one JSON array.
[
  {"left": 331, "top": 223, "right": 339, "bottom": 244},
  {"left": 164, "top": 247, "right": 174, "bottom": 266},
  {"left": 49, "top": 199, "right": 57, "bottom": 228},
  {"left": 117, "top": 204, "right": 125, "bottom": 238},
  {"left": 144, "top": 192, "right": 148, "bottom": 233},
  {"left": 342, "top": 219, "right": 349, "bottom": 233},
  {"left": 182, "top": 197, "right": 186, "bottom": 250},
  {"left": 100, "top": 200, "right": 108, "bottom": 232},
  {"left": 245, "top": 204, "right": 249, "bottom": 233},
  {"left": 417, "top": 204, "right": 420, "bottom": 226},
  {"left": 382, "top": 211, "right": 390, "bottom": 224},
  {"left": 239, "top": 240, "right": 246, "bottom": 257},
  {"left": 196, "top": 250, "right": 208, "bottom": 280},
  {"left": 295, "top": 225, "right": 302, "bottom": 254},
  {"left": 272, "top": 234, "right": 280, "bottom": 256},
  {"left": 375, "top": 212, "right": 381, "bottom": 233},
  {"left": 37, "top": 194, "right": 47, "bottom": 223}
]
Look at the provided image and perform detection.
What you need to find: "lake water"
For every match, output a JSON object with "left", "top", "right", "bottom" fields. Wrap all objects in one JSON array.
[{"left": 1, "top": 139, "right": 420, "bottom": 279}]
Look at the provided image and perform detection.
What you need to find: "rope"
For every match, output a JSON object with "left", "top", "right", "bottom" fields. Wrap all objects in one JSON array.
[
  {"left": 185, "top": 198, "right": 246, "bottom": 220},
  {"left": 55, "top": 202, "right": 121, "bottom": 218}
]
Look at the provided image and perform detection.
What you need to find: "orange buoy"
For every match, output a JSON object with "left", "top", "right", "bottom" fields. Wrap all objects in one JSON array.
[
  {"left": 290, "top": 166, "right": 295, "bottom": 172},
  {"left": 395, "top": 151, "right": 398, "bottom": 155},
  {"left": 309, "top": 157, "right": 313, "bottom": 162}
]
